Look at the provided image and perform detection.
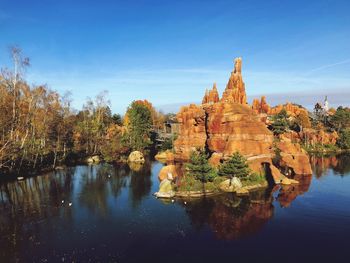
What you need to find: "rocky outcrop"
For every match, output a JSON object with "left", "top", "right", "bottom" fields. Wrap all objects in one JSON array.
[
  {"left": 221, "top": 57, "right": 247, "bottom": 104},
  {"left": 158, "top": 164, "right": 179, "bottom": 181},
  {"left": 154, "top": 179, "right": 175, "bottom": 198},
  {"left": 277, "top": 138, "right": 312, "bottom": 175},
  {"left": 155, "top": 150, "right": 175, "bottom": 163},
  {"left": 269, "top": 102, "right": 308, "bottom": 117},
  {"left": 173, "top": 104, "right": 207, "bottom": 160},
  {"left": 252, "top": 96, "right": 270, "bottom": 114},
  {"left": 173, "top": 57, "right": 312, "bottom": 178},
  {"left": 202, "top": 83, "right": 220, "bottom": 104},
  {"left": 205, "top": 102, "right": 274, "bottom": 158},
  {"left": 301, "top": 128, "right": 338, "bottom": 145},
  {"left": 86, "top": 155, "right": 100, "bottom": 164}
]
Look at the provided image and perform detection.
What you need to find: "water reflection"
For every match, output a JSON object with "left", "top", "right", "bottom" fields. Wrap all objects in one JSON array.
[
  {"left": 182, "top": 189, "right": 274, "bottom": 240},
  {"left": 1, "top": 154, "right": 350, "bottom": 261},
  {"left": 276, "top": 174, "right": 312, "bottom": 208},
  {"left": 311, "top": 154, "right": 350, "bottom": 178}
]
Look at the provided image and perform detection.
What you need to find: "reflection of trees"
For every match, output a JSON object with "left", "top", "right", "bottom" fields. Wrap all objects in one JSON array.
[
  {"left": 310, "top": 155, "right": 339, "bottom": 178},
  {"left": 310, "top": 154, "right": 350, "bottom": 178},
  {"left": 332, "top": 154, "right": 350, "bottom": 176},
  {"left": 277, "top": 174, "right": 312, "bottom": 208},
  {"left": 78, "top": 165, "right": 110, "bottom": 216},
  {"left": 128, "top": 160, "right": 152, "bottom": 208},
  {"left": 183, "top": 189, "right": 274, "bottom": 240},
  {"left": 0, "top": 168, "right": 76, "bottom": 261}
]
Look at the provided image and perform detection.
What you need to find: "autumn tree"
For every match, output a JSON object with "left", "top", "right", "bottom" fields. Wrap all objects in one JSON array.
[{"left": 124, "top": 101, "right": 153, "bottom": 151}]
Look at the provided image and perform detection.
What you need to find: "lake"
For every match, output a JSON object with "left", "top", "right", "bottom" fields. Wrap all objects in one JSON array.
[{"left": 1, "top": 155, "right": 350, "bottom": 262}]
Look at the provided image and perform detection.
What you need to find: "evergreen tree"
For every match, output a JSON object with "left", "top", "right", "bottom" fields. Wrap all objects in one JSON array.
[
  {"left": 218, "top": 151, "right": 251, "bottom": 180},
  {"left": 270, "top": 109, "right": 289, "bottom": 135},
  {"left": 186, "top": 150, "right": 217, "bottom": 183}
]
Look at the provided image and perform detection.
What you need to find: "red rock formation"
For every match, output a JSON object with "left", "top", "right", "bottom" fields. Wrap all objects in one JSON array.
[
  {"left": 205, "top": 102, "right": 274, "bottom": 158},
  {"left": 269, "top": 102, "right": 308, "bottom": 117},
  {"left": 301, "top": 129, "right": 338, "bottom": 145},
  {"left": 173, "top": 57, "right": 313, "bottom": 177},
  {"left": 202, "top": 83, "right": 220, "bottom": 104},
  {"left": 277, "top": 137, "right": 312, "bottom": 175},
  {"left": 252, "top": 96, "right": 271, "bottom": 114},
  {"left": 173, "top": 104, "right": 207, "bottom": 160},
  {"left": 221, "top": 57, "right": 247, "bottom": 104}
]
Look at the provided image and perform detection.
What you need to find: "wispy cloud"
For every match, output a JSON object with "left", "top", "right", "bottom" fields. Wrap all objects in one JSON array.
[{"left": 305, "top": 59, "right": 350, "bottom": 75}]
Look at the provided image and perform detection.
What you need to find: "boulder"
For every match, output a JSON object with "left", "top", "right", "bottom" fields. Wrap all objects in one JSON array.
[
  {"left": 128, "top": 151, "right": 145, "bottom": 163},
  {"left": 154, "top": 179, "right": 175, "bottom": 198},
  {"left": 219, "top": 177, "right": 242, "bottom": 192},
  {"left": 87, "top": 155, "right": 100, "bottom": 164},
  {"left": 158, "top": 164, "right": 178, "bottom": 181}
]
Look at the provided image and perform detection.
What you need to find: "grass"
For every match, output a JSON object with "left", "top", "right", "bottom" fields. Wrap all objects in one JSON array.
[
  {"left": 241, "top": 173, "right": 267, "bottom": 187},
  {"left": 176, "top": 174, "right": 223, "bottom": 192},
  {"left": 303, "top": 143, "right": 340, "bottom": 153}
]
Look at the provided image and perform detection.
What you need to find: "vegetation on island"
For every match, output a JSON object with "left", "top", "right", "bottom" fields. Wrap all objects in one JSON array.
[{"left": 177, "top": 149, "right": 266, "bottom": 194}]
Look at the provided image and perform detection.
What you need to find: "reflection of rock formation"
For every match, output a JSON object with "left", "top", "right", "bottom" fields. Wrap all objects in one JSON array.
[
  {"left": 128, "top": 160, "right": 152, "bottom": 208},
  {"left": 183, "top": 189, "right": 274, "bottom": 240},
  {"left": 277, "top": 174, "right": 312, "bottom": 208}
]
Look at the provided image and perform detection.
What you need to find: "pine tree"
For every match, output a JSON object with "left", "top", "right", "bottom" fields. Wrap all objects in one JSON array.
[
  {"left": 218, "top": 152, "right": 251, "bottom": 179},
  {"left": 186, "top": 150, "right": 217, "bottom": 183},
  {"left": 271, "top": 109, "right": 289, "bottom": 135}
]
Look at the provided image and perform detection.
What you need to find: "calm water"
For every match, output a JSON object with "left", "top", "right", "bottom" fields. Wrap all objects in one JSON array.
[{"left": 1, "top": 155, "right": 350, "bottom": 263}]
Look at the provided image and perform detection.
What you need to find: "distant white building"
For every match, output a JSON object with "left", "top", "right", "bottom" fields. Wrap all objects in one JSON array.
[{"left": 323, "top": 96, "right": 329, "bottom": 112}]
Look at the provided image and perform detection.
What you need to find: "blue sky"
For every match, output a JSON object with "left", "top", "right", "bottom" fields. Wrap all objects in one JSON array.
[{"left": 0, "top": 0, "right": 349, "bottom": 113}]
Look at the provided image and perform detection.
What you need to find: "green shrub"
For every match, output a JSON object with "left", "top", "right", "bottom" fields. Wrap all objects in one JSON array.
[
  {"left": 337, "top": 129, "right": 350, "bottom": 149},
  {"left": 218, "top": 151, "right": 251, "bottom": 180},
  {"left": 186, "top": 149, "right": 217, "bottom": 182}
]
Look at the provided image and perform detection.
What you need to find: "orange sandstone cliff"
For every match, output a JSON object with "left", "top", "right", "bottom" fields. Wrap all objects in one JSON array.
[{"left": 174, "top": 57, "right": 312, "bottom": 178}]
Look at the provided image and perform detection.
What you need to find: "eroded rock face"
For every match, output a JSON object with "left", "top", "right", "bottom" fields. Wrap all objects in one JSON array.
[
  {"left": 221, "top": 57, "right": 247, "bottom": 104},
  {"left": 277, "top": 138, "right": 312, "bottom": 175},
  {"left": 269, "top": 102, "right": 308, "bottom": 117},
  {"left": 173, "top": 57, "right": 312, "bottom": 177},
  {"left": 301, "top": 129, "right": 338, "bottom": 145},
  {"left": 202, "top": 83, "right": 220, "bottom": 104},
  {"left": 158, "top": 164, "right": 179, "bottom": 181},
  {"left": 252, "top": 96, "right": 270, "bottom": 114},
  {"left": 173, "top": 104, "right": 207, "bottom": 160},
  {"left": 205, "top": 103, "right": 274, "bottom": 158}
]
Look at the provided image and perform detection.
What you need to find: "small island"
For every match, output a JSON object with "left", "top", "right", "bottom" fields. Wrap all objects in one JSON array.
[{"left": 154, "top": 58, "right": 350, "bottom": 198}]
